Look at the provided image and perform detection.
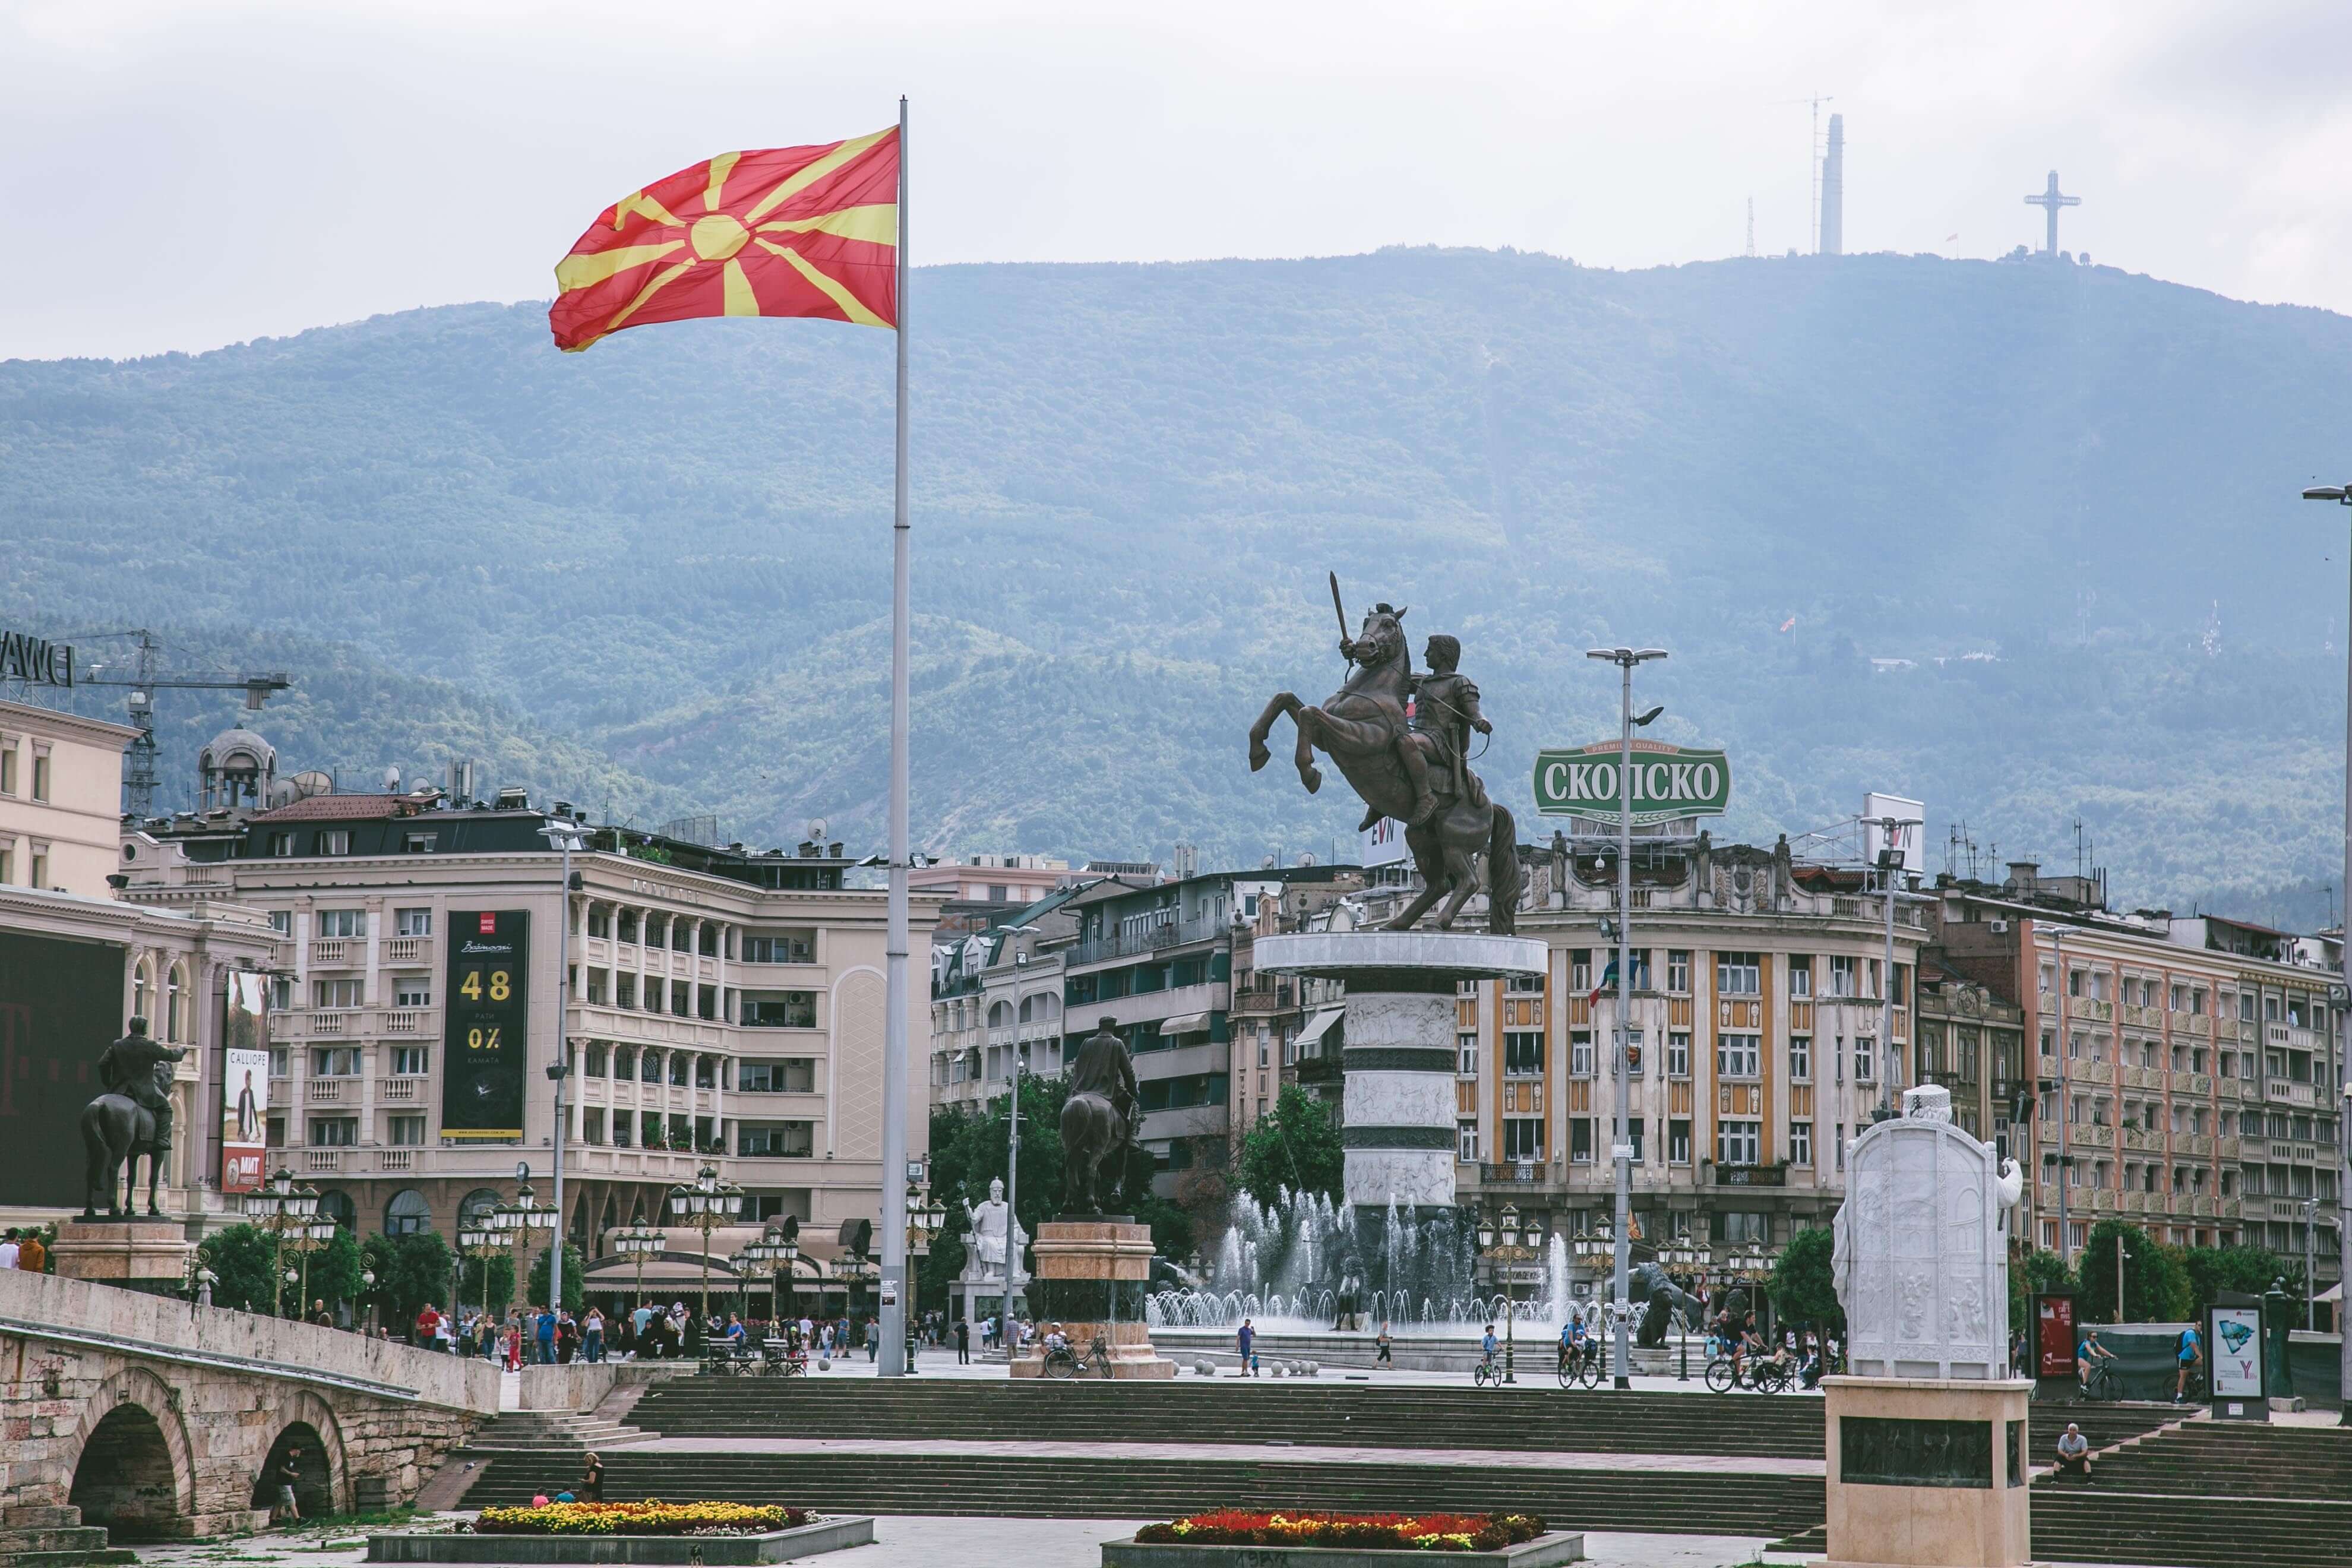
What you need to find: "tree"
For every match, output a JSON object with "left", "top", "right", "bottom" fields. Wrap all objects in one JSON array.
[
  {"left": 1235, "top": 1086, "right": 1343, "bottom": 1209},
  {"left": 2009, "top": 1247, "right": 2075, "bottom": 1338},
  {"left": 2078, "top": 1221, "right": 2192, "bottom": 1324},
  {"left": 2182, "top": 1244, "right": 2304, "bottom": 1320},
  {"left": 1769, "top": 1226, "right": 1841, "bottom": 1334},
  {"left": 303, "top": 1228, "right": 365, "bottom": 1316},
  {"left": 362, "top": 1230, "right": 454, "bottom": 1331},
  {"left": 922, "top": 1074, "right": 1071, "bottom": 1307},
  {"left": 527, "top": 1243, "right": 587, "bottom": 1315},
  {"left": 197, "top": 1223, "right": 281, "bottom": 1313}
]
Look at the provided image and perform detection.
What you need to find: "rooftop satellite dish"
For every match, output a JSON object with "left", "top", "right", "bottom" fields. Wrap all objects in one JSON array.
[
  {"left": 1261, "top": 855, "right": 1278, "bottom": 870},
  {"left": 1297, "top": 852, "right": 1315, "bottom": 867},
  {"left": 289, "top": 770, "right": 333, "bottom": 801},
  {"left": 807, "top": 817, "right": 828, "bottom": 842},
  {"left": 384, "top": 764, "right": 402, "bottom": 791}
]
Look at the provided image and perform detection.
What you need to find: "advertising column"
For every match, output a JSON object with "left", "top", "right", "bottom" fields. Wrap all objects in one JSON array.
[{"left": 444, "top": 912, "right": 530, "bottom": 1142}]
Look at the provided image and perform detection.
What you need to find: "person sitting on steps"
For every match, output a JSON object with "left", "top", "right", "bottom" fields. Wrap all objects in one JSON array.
[{"left": 2054, "top": 1422, "right": 2094, "bottom": 1482}]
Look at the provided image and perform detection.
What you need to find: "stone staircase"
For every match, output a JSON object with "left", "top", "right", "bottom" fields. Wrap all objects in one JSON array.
[
  {"left": 2030, "top": 1420, "right": 2352, "bottom": 1568},
  {"left": 0, "top": 1508, "right": 135, "bottom": 1568},
  {"left": 457, "top": 1410, "right": 655, "bottom": 1458}
]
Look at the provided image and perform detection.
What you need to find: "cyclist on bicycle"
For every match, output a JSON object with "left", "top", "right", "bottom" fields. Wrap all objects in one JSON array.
[
  {"left": 2173, "top": 1323, "right": 2203, "bottom": 1405},
  {"left": 1480, "top": 1323, "right": 1500, "bottom": 1377},
  {"left": 1735, "top": 1314, "right": 1766, "bottom": 1382},
  {"left": 1560, "top": 1314, "right": 1591, "bottom": 1374},
  {"left": 2076, "top": 1329, "right": 2117, "bottom": 1395}
]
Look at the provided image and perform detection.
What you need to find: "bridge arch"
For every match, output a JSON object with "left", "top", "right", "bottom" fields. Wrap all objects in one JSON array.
[
  {"left": 251, "top": 1389, "right": 349, "bottom": 1517},
  {"left": 66, "top": 1367, "right": 195, "bottom": 1538}
]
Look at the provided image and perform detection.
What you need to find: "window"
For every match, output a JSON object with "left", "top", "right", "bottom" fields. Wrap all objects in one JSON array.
[
  {"left": 1789, "top": 1035, "right": 1812, "bottom": 1082},
  {"left": 1570, "top": 949, "right": 1592, "bottom": 993},
  {"left": 29, "top": 842, "right": 48, "bottom": 889},
  {"left": 639, "top": 1051, "right": 661, "bottom": 1083},
  {"left": 1570, "top": 1117, "right": 1594, "bottom": 1162},
  {"left": 1458, "top": 1033, "right": 1479, "bottom": 1077},
  {"left": 1712, "top": 1209, "right": 1768, "bottom": 1244},
  {"left": 1667, "top": 950, "right": 1692, "bottom": 994},
  {"left": 1458, "top": 1120, "right": 1480, "bottom": 1162},
  {"left": 744, "top": 933, "right": 815, "bottom": 963},
  {"left": 1622, "top": 1028, "right": 1645, "bottom": 1077},
  {"left": 1716, "top": 1120, "right": 1760, "bottom": 1165},
  {"left": 1788, "top": 955, "right": 1813, "bottom": 998},
  {"left": 1667, "top": 1031, "right": 1691, "bottom": 1078},
  {"left": 743, "top": 992, "right": 818, "bottom": 1028},
  {"left": 393, "top": 976, "right": 431, "bottom": 1007},
  {"left": 317, "top": 909, "right": 364, "bottom": 938},
  {"left": 738, "top": 1121, "right": 815, "bottom": 1158},
  {"left": 669, "top": 1053, "right": 689, "bottom": 1085},
  {"left": 312, "top": 978, "right": 362, "bottom": 1010},
  {"left": 30, "top": 750, "right": 49, "bottom": 802},
  {"left": 1716, "top": 951, "right": 1760, "bottom": 995},
  {"left": 311, "top": 1047, "right": 361, "bottom": 1077},
  {"left": 318, "top": 830, "right": 351, "bottom": 855},
  {"left": 1504, "top": 1030, "right": 1545, "bottom": 1076},
  {"left": 0, "top": 842, "right": 12, "bottom": 884},
  {"left": 1668, "top": 1118, "right": 1692, "bottom": 1165},
  {"left": 403, "top": 832, "right": 437, "bottom": 853},
  {"left": 586, "top": 970, "right": 606, "bottom": 1004},
  {"left": 395, "top": 908, "right": 433, "bottom": 936},
  {"left": 1716, "top": 1034, "right": 1759, "bottom": 1078},
  {"left": 1835, "top": 1124, "right": 1846, "bottom": 1171},
  {"left": 616, "top": 973, "right": 636, "bottom": 1010},
  {"left": 391, "top": 1045, "right": 429, "bottom": 1076},
  {"left": 388, "top": 1114, "right": 426, "bottom": 1146},
  {"left": 1570, "top": 1030, "right": 1594, "bottom": 1076},
  {"left": 0, "top": 742, "right": 12, "bottom": 795},
  {"left": 1626, "top": 1117, "right": 1645, "bottom": 1162},
  {"left": 267, "top": 831, "right": 295, "bottom": 857},
  {"left": 1830, "top": 955, "right": 1858, "bottom": 997},
  {"left": 1499, "top": 1117, "right": 1544, "bottom": 1161},
  {"left": 1854, "top": 1038, "right": 1877, "bottom": 1082},
  {"left": 385, "top": 1189, "right": 432, "bottom": 1235},
  {"left": 308, "top": 1115, "right": 358, "bottom": 1146},
  {"left": 1788, "top": 1120, "right": 1813, "bottom": 1166},
  {"left": 1507, "top": 970, "right": 1544, "bottom": 993},
  {"left": 584, "top": 1108, "right": 606, "bottom": 1145}
]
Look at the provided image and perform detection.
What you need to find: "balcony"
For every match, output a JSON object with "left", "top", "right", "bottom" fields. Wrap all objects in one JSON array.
[
  {"left": 2070, "top": 1124, "right": 2114, "bottom": 1149},
  {"left": 304, "top": 1150, "right": 342, "bottom": 1172},
  {"left": 2122, "top": 1127, "right": 2159, "bottom": 1153},
  {"left": 2180, "top": 1133, "right": 2214, "bottom": 1157},
  {"left": 381, "top": 1077, "right": 423, "bottom": 1102},
  {"left": 385, "top": 936, "right": 425, "bottom": 963},
  {"left": 1070, "top": 913, "right": 1230, "bottom": 966},
  {"left": 2215, "top": 1136, "right": 2243, "bottom": 1161},
  {"left": 378, "top": 1149, "right": 415, "bottom": 1171},
  {"left": 2065, "top": 1061, "right": 2114, "bottom": 1088},
  {"left": 383, "top": 1010, "right": 428, "bottom": 1033},
  {"left": 2266, "top": 1081, "right": 2319, "bottom": 1108},
  {"left": 311, "top": 1011, "right": 356, "bottom": 1037},
  {"left": 2122, "top": 1003, "right": 2163, "bottom": 1029},
  {"left": 305, "top": 1078, "right": 350, "bottom": 1103},
  {"left": 2120, "top": 1065, "right": 2161, "bottom": 1092},
  {"left": 309, "top": 938, "right": 353, "bottom": 968},
  {"left": 2184, "top": 1073, "right": 2214, "bottom": 1097}
]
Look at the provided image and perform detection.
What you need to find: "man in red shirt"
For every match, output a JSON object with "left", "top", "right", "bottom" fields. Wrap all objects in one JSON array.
[{"left": 415, "top": 1303, "right": 441, "bottom": 1348}]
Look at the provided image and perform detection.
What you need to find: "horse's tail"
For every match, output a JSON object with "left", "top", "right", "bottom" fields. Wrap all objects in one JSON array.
[{"left": 1486, "top": 803, "right": 1523, "bottom": 934}]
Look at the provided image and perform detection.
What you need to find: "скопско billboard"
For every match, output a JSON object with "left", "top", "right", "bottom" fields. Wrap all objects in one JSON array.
[{"left": 442, "top": 911, "right": 529, "bottom": 1140}]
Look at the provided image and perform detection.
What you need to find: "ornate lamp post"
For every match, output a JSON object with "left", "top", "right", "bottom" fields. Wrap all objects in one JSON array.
[
  {"left": 1476, "top": 1203, "right": 1544, "bottom": 1384},
  {"left": 284, "top": 1209, "right": 334, "bottom": 1319},
  {"left": 239, "top": 1166, "right": 317, "bottom": 1317},
  {"left": 612, "top": 1225, "right": 666, "bottom": 1322},
  {"left": 900, "top": 1181, "right": 946, "bottom": 1370},
  {"left": 457, "top": 1222, "right": 513, "bottom": 1319},
  {"left": 666, "top": 1163, "right": 744, "bottom": 1333}
]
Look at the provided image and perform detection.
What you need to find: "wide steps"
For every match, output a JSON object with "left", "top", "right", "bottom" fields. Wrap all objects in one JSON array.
[
  {"left": 461, "top": 1412, "right": 652, "bottom": 1455},
  {"left": 2030, "top": 1489, "right": 2352, "bottom": 1568},
  {"left": 460, "top": 1451, "right": 1825, "bottom": 1538}
]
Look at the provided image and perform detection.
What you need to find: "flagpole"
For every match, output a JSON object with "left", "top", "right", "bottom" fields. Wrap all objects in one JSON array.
[{"left": 878, "top": 93, "right": 913, "bottom": 1377}]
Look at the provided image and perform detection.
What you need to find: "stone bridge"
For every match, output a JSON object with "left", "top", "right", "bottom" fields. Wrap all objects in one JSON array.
[{"left": 1, "top": 1269, "right": 492, "bottom": 1542}]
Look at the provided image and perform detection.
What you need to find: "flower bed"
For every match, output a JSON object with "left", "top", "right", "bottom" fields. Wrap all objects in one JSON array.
[
  {"left": 475, "top": 1503, "right": 808, "bottom": 1538},
  {"left": 1134, "top": 1513, "right": 1545, "bottom": 1554}
]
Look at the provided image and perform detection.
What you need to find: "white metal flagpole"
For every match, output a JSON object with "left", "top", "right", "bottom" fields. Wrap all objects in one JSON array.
[{"left": 877, "top": 94, "right": 913, "bottom": 1377}]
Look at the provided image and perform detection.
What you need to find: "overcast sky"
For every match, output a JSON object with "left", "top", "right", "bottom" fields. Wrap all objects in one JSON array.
[{"left": 7, "top": 0, "right": 2351, "bottom": 361}]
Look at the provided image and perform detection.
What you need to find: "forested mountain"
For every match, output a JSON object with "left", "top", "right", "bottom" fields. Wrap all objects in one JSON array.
[{"left": 5, "top": 247, "right": 2350, "bottom": 912}]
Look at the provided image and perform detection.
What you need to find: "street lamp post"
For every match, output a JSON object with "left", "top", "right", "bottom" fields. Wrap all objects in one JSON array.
[
  {"left": 239, "top": 1166, "right": 317, "bottom": 1317},
  {"left": 539, "top": 818, "right": 590, "bottom": 1327},
  {"left": 997, "top": 927, "right": 1037, "bottom": 1341},
  {"left": 903, "top": 1180, "right": 946, "bottom": 1370},
  {"left": 2297, "top": 481, "right": 2352, "bottom": 1423},
  {"left": 498, "top": 1165, "right": 558, "bottom": 1354},
  {"left": 1872, "top": 815, "right": 1924, "bottom": 1121},
  {"left": 613, "top": 1225, "right": 665, "bottom": 1323},
  {"left": 667, "top": 1163, "right": 745, "bottom": 1339},
  {"left": 1475, "top": 1203, "right": 1544, "bottom": 1384},
  {"left": 458, "top": 1223, "right": 513, "bottom": 1320},
  {"left": 1586, "top": 644, "right": 1667, "bottom": 1390},
  {"left": 2049, "top": 927, "right": 2073, "bottom": 1267}
]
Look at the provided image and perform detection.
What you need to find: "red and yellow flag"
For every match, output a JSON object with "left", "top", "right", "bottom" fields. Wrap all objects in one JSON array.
[{"left": 549, "top": 129, "right": 899, "bottom": 352}]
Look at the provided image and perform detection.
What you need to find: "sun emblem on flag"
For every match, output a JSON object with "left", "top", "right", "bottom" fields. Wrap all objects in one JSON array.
[{"left": 549, "top": 129, "right": 899, "bottom": 351}]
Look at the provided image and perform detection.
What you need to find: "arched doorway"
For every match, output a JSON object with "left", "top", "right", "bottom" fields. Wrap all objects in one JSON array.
[
  {"left": 69, "top": 1403, "right": 182, "bottom": 1539},
  {"left": 251, "top": 1421, "right": 336, "bottom": 1519}
]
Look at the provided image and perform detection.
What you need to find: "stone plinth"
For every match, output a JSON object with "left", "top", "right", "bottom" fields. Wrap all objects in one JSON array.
[
  {"left": 368, "top": 1518, "right": 875, "bottom": 1564},
  {"left": 49, "top": 1221, "right": 194, "bottom": 1286},
  {"left": 1013, "top": 1218, "right": 1174, "bottom": 1379},
  {"left": 1103, "top": 1531, "right": 1583, "bottom": 1567},
  {"left": 1814, "top": 1376, "right": 2031, "bottom": 1568},
  {"left": 1256, "top": 931, "right": 1547, "bottom": 1216}
]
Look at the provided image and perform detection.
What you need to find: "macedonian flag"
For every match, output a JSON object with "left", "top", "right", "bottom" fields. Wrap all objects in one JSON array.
[{"left": 549, "top": 128, "right": 899, "bottom": 352}]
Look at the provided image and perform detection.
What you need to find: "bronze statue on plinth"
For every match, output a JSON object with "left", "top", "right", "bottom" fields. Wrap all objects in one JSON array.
[
  {"left": 80, "top": 1015, "right": 185, "bottom": 1218},
  {"left": 1248, "top": 581, "right": 1522, "bottom": 932},
  {"left": 1061, "top": 1016, "right": 1140, "bottom": 1215}
]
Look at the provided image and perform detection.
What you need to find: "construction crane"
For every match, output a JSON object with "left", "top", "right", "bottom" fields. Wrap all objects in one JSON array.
[{"left": 75, "top": 630, "right": 292, "bottom": 817}]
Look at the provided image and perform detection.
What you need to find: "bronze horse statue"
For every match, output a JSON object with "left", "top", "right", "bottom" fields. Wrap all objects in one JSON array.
[
  {"left": 80, "top": 1081, "right": 170, "bottom": 1218},
  {"left": 1248, "top": 601, "right": 1521, "bottom": 933},
  {"left": 1061, "top": 1016, "right": 1143, "bottom": 1215}
]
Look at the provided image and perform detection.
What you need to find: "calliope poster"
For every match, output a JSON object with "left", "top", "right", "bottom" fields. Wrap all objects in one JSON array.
[
  {"left": 220, "top": 970, "right": 269, "bottom": 1193},
  {"left": 2209, "top": 1305, "right": 2263, "bottom": 1399}
]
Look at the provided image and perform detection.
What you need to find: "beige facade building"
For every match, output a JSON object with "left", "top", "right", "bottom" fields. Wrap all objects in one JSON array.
[
  {"left": 0, "top": 697, "right": 138, "bottom": 897},
  {"left": 125, "top": 787, "right": 940, "bottom": 1259}
]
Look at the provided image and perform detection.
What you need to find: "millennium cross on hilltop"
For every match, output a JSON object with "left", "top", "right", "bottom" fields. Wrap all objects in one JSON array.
[{"left": 2024, "top": 170, "right": 2080, "bottom": 255}]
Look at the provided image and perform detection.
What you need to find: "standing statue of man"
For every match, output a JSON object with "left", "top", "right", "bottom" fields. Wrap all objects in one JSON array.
[
  {"left": 98, "top": 1016, "right": 185, "bottom": 1157},
  {"left": 1411, "top": 634, "right": 1491, "bottom": 810}
]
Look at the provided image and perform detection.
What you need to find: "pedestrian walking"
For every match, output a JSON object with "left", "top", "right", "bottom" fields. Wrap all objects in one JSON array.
[
  {"left": 578, "top": 1452, "right": 605, "bottom": 1503},
  {"left": 954, "top": 1317, "right": 970, "bottom": 1364},
  {"left": 584, "top": 1307, "right": 605, "bottom": 1364},
  {"left": 271, "top": 1445, "right": 304, "bottom": 1524},
  {"left": 1376, "top": 1320, "right": 1393, "bottom": 1367},
  {"left": 1238, "top": 1317, "right": 1257, "bottom": 1376},
  {"left": 865, "top": 1316, "right": 879, "bottom": 1361}
]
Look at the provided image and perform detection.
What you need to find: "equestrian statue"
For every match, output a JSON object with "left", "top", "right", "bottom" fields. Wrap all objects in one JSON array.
[
  {"left": 1061, "top": 1015, "right": 1142, "bottom": 1215},
  {"left": 80, "top": 1014, "right": 185, "bottom": 1218},
  {"left": 1249, "top": 578, "right": 1522, "bottom": 932}
]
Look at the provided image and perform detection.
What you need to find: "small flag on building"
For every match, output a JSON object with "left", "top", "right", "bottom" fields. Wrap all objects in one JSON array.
[{"left": 1588, "top": 958, "right": 1618, "bottom": 1006}]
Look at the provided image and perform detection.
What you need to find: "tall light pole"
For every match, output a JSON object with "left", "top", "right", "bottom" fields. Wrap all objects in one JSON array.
[
  {"left": 1873, "top": 815, "right": 1923, "bottom": 1120},
  {"left": 2297, "top": 482, "right": 2352, "bottom": 1424},
  {"left": 1586, "top": 645, "right": 1667, "bottom": 1390},
  {"left": 998, "top": 925, "right": 1036, "bottom": 1340},
  {"left": 540, "top": 818, "right": 590, "bottom": 1322},
  {"left": 2050, "top": 926, "right": 2073, "bottom": 1267}
]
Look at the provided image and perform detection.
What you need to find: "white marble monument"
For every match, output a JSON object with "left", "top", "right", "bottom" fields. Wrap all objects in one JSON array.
[{"left": 950, "top": 1177, "right": 1030, "bottom": 1327}]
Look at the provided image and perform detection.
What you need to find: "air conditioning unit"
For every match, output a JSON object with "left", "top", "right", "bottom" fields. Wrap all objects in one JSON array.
[{"left": 1989, "top": 919, "right": 2009, "bottom": 934}]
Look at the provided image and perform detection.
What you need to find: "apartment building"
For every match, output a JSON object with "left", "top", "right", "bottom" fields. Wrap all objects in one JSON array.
[
  {"left": 1450, "top": 834, "right": 1926, "bottom": 1259},
  {"left": 928, "top": 886, "right": 1090, "bottom": 1111},
  {"left": 0, "top": 697, "right": 140, "bottom": 897},
  {"left": 1936, "top": 868, "right": 2342, "bottom": 1286},
  {"left": 1059, "top": 865, "right": 1361, "bottom": 1191},
  {"left": 124, "top": 780, "right": 939, "bottom": 1253},
  {"left": 913, "top": 853, "right": 1086, "bottom": 937}
]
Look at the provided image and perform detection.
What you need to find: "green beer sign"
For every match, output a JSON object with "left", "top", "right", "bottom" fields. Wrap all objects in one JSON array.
[{"left": 1533, "top": 742, "right": 1733, "bottom": 824}]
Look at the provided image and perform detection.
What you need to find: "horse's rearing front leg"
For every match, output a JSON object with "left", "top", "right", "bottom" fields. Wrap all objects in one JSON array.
[
  {"left": 1291, "top": 706, "right": 1325, "bottom": 794},
  {"left": 1249, "top": 694, "right": 1302, "bottom": 774}
]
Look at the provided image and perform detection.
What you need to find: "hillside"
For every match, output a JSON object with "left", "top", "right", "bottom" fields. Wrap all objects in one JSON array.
[{"left": 4, "top": 248, "right": 2348, "bottom": 909}]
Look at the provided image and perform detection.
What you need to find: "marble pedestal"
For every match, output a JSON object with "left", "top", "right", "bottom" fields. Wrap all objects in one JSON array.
[
  {"left": 1011, "top": 1218, "right": 1173, "bottom": 1379},
  {"left": 1256, "top": 931, "right": 1548, "bottom": 1213},
  {"left": 50, "top": 1219, "right": 195, "bottom": 1288},
  {"left": 1814, "top": 1377, "right": 2032, "bottom": 1568}
]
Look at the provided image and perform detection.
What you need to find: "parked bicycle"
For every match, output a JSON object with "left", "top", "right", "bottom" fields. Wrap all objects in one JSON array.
[{"left": 1043, "top": 1332, "right": 1114, "bottom": 1380}]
